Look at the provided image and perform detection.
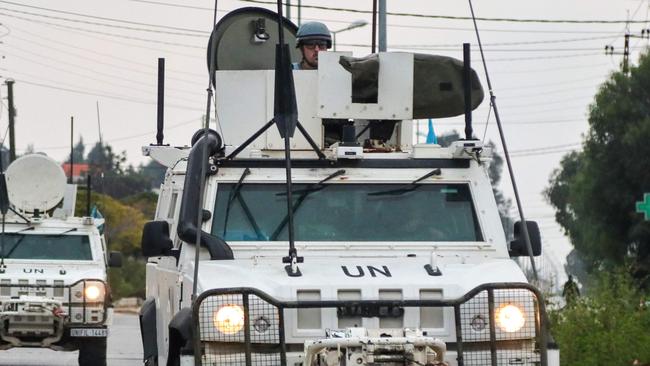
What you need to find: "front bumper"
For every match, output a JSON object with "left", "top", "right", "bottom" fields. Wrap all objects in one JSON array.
[
  {"left": 192, "top": 283, "right": 549, "bottom": 366},
  {"left": 0, "top": 279, "right": 108, "bottom": 349}
]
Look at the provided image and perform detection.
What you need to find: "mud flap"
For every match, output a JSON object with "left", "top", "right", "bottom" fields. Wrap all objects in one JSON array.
[
  {"left": 167, "top": 308, "right": 194, "bottom": 366},
  {"left": 139, "top": 297, "right": 159, "bottom": 365}
]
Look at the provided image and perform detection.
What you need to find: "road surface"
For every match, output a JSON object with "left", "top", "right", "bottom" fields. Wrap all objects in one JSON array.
[{"left": 0, "top": 312, "right": 142, "bottom": 366}]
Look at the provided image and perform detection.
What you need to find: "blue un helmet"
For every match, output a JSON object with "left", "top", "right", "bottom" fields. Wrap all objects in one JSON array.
[{"left": 296, "top": 22, "right": 332, "bottom": 49}]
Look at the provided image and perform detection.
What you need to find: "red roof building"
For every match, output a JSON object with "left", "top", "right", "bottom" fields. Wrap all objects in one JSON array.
[{"left": 61, "top": 163, "right": 89, "bottom": 183}]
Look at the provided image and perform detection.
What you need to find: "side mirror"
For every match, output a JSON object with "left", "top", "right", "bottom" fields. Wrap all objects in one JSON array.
[
  {"left": 142, "top": 221, "right": 174, "bottom": 257},
  {"left": 108, "top": 251, "right": 123, "bottom": 268},
  {"left": 509, "top": 221, "right": 542, "bottom": 257}
]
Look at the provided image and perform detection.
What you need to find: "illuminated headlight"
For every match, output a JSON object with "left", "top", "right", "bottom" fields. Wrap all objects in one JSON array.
[
  {"left": 72, "top": 281, "right": 105, "bottom": 302},
  {"left": 84, "top": 281, "right": 105, "bottom": 302},
  {"left": 496, "top": 304, "right": 525, "bottom": 333},
  {"left": 213, "top": 305, "right": 245, "bottom": 334},
  {"left": 85, "top": 285, "right": 102, "bottom": 301}
]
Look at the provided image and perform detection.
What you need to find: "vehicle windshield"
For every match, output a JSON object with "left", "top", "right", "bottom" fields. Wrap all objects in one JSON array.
[
  {"left": 212, "top": 183, "right": 483, "bottom": 242},
  {"left": 0, "top": 233, "right": 92, "bottom": 260}
]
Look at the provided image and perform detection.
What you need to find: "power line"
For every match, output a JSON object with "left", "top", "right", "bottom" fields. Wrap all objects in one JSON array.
[
  {"left": 0, "top": 6, "right": 206, "bottom": 37},
  {"left": 6, "top": 32, "right": 205, "bottom": 95},
  {"left": 21, "top": 116, "right": 204, "bottom": 152},
  {"left": 0, "top": 0, "right": 207, "bottom": 33},
  {"left": 494, "top": 63, "right": 610, "bottom": 76},
  {"left": 436, "top": 118, "right": 586, "bottom": 126},
  {"left": 2, "top": 47, "right": 202, "bottom": 104},
  {"left": 13, "top": 78, "right": 203, "bottom": 111},
  {"left": 502, "top": 94, "right": 595, "bottom": 109},
  {"left": 132, "top": 0, "right": 633, "bottom": 35},
  {"left": 498, "top": 74, "right": 608, "bottom": 91},
  {"left": 239, "top": 0, "right": 650, "bottom": 24},
  {"left": 386, "top": 35, "right": 619, "bottom": 48},
  {"left": 3, "top": 19, "right": 200, "bottom": 59},
  {"left": 0, "top": 11, "right": 204, "bottom": 49},
  {"left": 8, "top": 24, "right": 206, "bottom": 80}
]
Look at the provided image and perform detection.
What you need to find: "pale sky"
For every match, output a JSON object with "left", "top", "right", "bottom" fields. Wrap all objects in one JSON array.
[{"left": 1, "top": 0, "right": 648, "bottom": 282}]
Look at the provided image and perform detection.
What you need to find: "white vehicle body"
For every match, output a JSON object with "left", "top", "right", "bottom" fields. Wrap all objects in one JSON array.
[
  {"left": 140, "top": 7, "right": 553, "bottom": 366},
  {"left": 0, "top": 155, "right": 120, "bottom": 366}
]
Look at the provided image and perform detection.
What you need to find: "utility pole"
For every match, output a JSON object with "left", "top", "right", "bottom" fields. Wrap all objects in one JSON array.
[
  {"left": 5, "top": 79, "right": 16, "bottom": 163},
  {"left": 605, "top": 33, "right": 632, "bottom": 74},
  {"left": 285, "top": 0, "right": 291, "bottom": 22},
  {"left": 297, "top": 0, "right": 301, "bottom": 25},
  {"left": 604, "top": 26, "right": 650, "bottom": 74},
  {"left": 378, "top": 0, "right": 387, "bottom": 52}
]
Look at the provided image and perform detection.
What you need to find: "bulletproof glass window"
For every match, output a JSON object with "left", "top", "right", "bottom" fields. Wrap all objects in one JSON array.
[
  {"left": 1, "top": 234, "right": 93, "bottom": 260},
  {"left": 212, "top": 183, "right": 483, "bottom": 242}
]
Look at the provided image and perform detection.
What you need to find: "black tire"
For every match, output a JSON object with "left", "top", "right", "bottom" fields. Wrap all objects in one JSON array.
[
  {"left": 78, "top": 337, "right": 107, "bottom": 366},
  {"left": 144, "top": 355, "right": 159, "bottom": 366}
]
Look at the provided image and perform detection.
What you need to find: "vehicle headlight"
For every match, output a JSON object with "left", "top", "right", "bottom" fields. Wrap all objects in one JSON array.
[
  {"left": 496, "top": 304, "right": 525, "bottom": 333},
  {"left": 85, "top": 284, "right": 102, "bottom": 301},
  {"left": 72, "top": 280, "right": 105, "bottom": 302},
  {"left": 213, "top": 305, "right": 245, "bottom": 334}
]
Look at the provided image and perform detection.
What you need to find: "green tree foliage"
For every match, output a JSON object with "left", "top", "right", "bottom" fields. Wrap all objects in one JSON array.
[
  {"left": 121, "top": 191, "right": 159, "bottom": 219},
  {"left": 86, "top": 142, "right": 157, "bottom": 198},
  {"left": 550, "top": 271, "right": 650, "bottom": 365},
  {"left": 65, "top": 137, "right": 86, "bottom": 163},
  {"left": 545, "top": 52, "right": 650, "bottom": 288},
  {"left": 76, "top": 191, "right": 151, "bottom": 299}
]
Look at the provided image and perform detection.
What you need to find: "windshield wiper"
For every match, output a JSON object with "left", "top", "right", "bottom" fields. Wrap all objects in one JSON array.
[
  {"left": 4, "top": 227, "right": 36, "bottom": 259},
  {"left": 222, "top": 168, "right": 265, "bottom": 240},
  {"left": 52, "top": 228, "right": 78, "bottom": 237},
  {"left": 270, "top": 169, "right": 346, "bottom": 240},
  {"left": 367, "top": 168, "right": 442, "bottom": 196}
]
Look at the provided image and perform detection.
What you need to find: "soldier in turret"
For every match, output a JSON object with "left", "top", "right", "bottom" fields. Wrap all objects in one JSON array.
[{"left": 292, "top": 22, "right": 332, "bottom": 70}]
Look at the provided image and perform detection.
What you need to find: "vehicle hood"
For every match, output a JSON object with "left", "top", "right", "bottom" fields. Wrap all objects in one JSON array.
[
  {"left": 0, "top": 261, "right": 106, "bottom": 285},
  {"left": 194, "top": 256, "right": 527, "bottom": 301}
]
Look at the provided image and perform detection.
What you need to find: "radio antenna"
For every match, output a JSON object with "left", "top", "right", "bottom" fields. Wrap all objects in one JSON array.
[
  {"left": 192, "top": 0, "right": 221, "bottom": 300},
  {"left": 468, "top": 0, "right": 538, "bottom": 280}
]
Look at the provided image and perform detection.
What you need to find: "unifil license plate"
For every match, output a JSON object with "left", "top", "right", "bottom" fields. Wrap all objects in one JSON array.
[{"left": 70, "top": 328, "right": 108, "bottom": 337}]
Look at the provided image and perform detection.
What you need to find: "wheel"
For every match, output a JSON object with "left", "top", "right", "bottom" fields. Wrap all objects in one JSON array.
[
  {"left": 144, "top": 355, "right": 159, "bottom": 366},
  {"left": 78, "top": 337, "right": 107, "bottom": 366}
]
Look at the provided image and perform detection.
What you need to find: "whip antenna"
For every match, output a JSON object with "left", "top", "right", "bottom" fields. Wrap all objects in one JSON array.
[
  {"left": 192, "top": 0, "right": 221, "bottom": 300},
  {"left": 468, "top": 0, "right": 538, "bottom": 280}
]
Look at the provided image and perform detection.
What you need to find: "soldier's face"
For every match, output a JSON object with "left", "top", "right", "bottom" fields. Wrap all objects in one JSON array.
[{"left": 301, "top": 41, "right": 328, "bottom": 69}]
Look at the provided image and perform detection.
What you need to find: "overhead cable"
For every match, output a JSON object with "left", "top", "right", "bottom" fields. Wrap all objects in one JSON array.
[
  {"left": 0, "top": 11, "right": 204, "bottom": 48},
  {"left": 0, "top": 0, "right": 207, "bottom": 33},
  {"left": 240, "top": 0, "right": 650, "bottom": 24},
  {"left": 0, "top": 7, "right": 206, "bottom": 37}
]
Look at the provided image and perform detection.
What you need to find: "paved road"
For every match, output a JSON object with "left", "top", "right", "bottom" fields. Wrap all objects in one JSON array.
[{"left": 0, "top": 312, "right": 142, "bottom": 366}]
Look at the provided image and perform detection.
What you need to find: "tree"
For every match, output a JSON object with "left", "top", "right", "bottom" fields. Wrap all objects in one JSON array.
[
  {"left": 65, "top": 137, "right": 86, "bottom": 163},
  {"left": 549, "top": 271, "right": 650, "bottom": 365},
  {"left": 76, "top": 191, "right": 149, "bottom": 299},
  {"left": 545, "top": 51, "right": 650, "bottom": 288},
  {"left": 86, "top": 142, "right": 154, "bottom": 198}
]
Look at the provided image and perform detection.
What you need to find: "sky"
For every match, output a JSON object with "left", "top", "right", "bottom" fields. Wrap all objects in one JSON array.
[{"left": 0, "top": 0, "right": 649, "bottom": 285}]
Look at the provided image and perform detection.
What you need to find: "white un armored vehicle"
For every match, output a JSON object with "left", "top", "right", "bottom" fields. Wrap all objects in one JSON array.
[
  {"left": 140, "top": 6, "right": 554, "bottom": 366},
  {"left": 0, "top": 154, "right": 122, "bottom": 366}
]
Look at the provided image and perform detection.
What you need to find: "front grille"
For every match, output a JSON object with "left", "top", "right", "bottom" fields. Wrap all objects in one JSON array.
[
  {"left": 194, "top": 283, "right": 548, "bottom": 366},
  {"left": 0, "top": 278, "right": 107, "bottom": 325},
  {"left": 198, "top": 293, "right": 284, "bottom": 365}
]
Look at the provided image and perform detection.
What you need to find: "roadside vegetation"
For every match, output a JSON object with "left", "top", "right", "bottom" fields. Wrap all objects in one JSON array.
[
  {"left": 70, "top": 141, "right": 164, "bottom": 300},
  {"left": 546, "top": 51, "right": 650, "bottom": 364}
]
